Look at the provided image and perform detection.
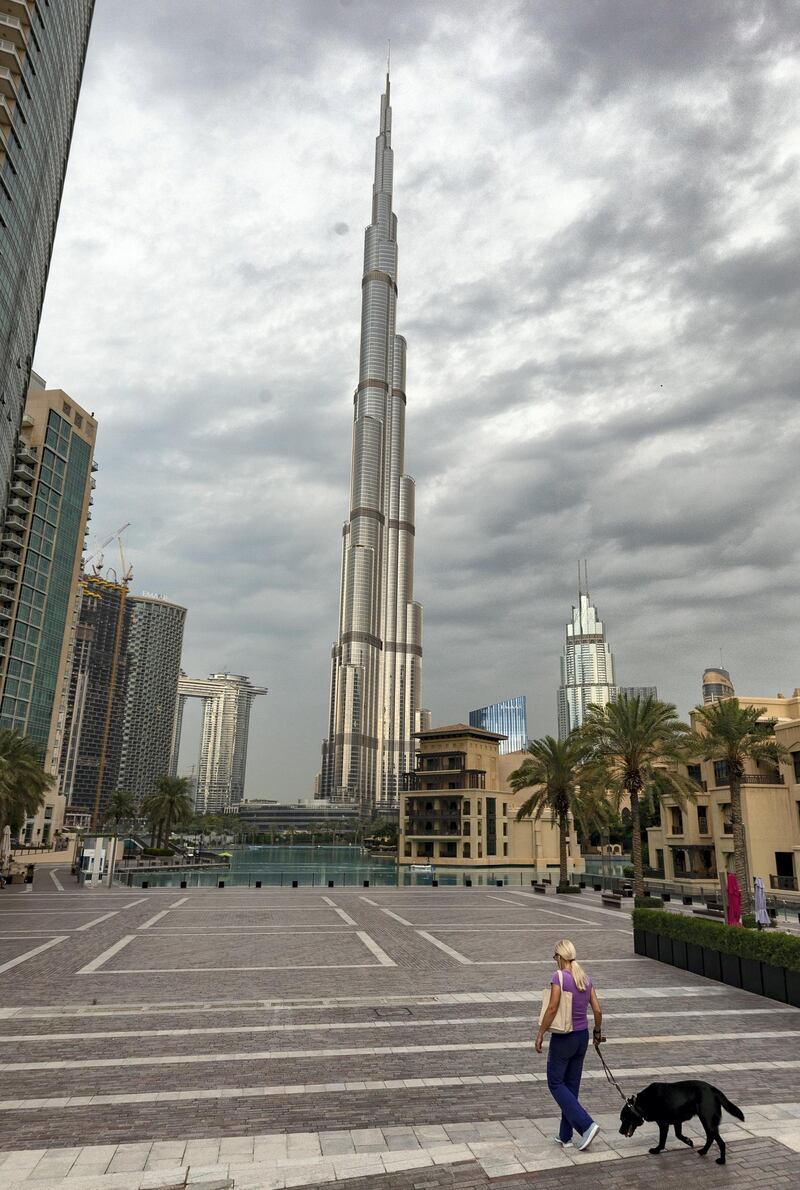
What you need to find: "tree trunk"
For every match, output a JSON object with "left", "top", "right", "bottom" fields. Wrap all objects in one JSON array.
[
  {"left": 729, "top": 775, "right": 752, "bottom": 917},
  {"left": 559, "top": 814, "right": 568, "bottom": 888},
  {"left": 629, "top": 789, "right": 645, "bottom": 899}
]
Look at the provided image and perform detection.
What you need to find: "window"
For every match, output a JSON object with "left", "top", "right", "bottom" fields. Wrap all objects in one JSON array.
[
  {"left": 502, "top": 803, "right": 507, "bottom": 816},
  {"left": 477, "top": 844, "right": 483, "bottom": 858},
  {"left": 74, "top": 412, "right": 83, "bottom": 428},
  {"left": 687, "top": 763, "right": 702, "bottom": 784},
  {"left": 462, "top": 819, "right": 470, "bottom": 835},
  {"left": 793, "top": 753, "right": 800, "bottom": 784},
  {"left": 462, "top": 842, "right": 471, "bottom": 859},
  {"left": 714, "top": 760, "right": 729, "bottom": 787},
  {"left": 502, "top": 822, "right": 507, "bottom": 836},
  {"left": 62, "top": 401, "right": 71, "bottom": 416},
  {"left": 669, "top": 807, "right": 684, "bottom": 835},
  {"left": 697, "top": 806, "right": 709, "bottom": 834},
  {"left": 463, "top": 800, "right": 470, "bottom": 815},
  {"left": 503, "top": 842, "right": 508, "bottom": 856},
  {"left": 722, "top": 804, "right": 733, "bottom": 834}
]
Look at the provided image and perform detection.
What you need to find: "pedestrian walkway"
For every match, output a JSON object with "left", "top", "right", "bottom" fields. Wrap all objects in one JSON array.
[{"left": 0, "top": 872, "right": 798, "bottom": 1186}]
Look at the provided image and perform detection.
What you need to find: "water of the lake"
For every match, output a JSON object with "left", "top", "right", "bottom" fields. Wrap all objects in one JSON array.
[{"left": 115, "top": 844, "right": 601, "bottom": 889}]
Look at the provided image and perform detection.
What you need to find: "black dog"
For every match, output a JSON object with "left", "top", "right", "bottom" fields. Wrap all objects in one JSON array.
[{"left": 619, "top": 1079, "right": 744, "bottom": 1165}]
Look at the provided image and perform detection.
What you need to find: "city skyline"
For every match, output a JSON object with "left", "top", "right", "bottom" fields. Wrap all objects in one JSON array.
[{"left": 28, "top": 2, "right": 800, "bottom": 797}]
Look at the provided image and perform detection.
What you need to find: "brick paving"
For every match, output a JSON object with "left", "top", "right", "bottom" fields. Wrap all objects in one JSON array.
[{"left": 0, "top": 866, "right": 798, "bottom": 1186}]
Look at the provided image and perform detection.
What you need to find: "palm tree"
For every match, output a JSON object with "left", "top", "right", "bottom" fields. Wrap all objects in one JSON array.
[
  {"left": 142, "top": 777, "right": 193, "bottom": 849},
  {"left": 0, "top": 728, "right": 53, "bottom": 837},
  {"left": 580, "top": 695, "right": 699, "bottom": 899},
  {"left": 104, "top": 789, "right": 136, "bottom": 834},
  {"left": 693, "top": 698, "right": 789, "bottom": 912},
  {"left": 508, "top": 734, "right": 608, "bottom": 889}
]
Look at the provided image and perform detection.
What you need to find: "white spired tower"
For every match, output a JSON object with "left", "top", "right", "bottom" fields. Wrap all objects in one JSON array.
[
  {"left": 320, "top": 73, "right": 423, "bottom": 811},
  {"left": 557, "top": 566, "right": 617, "bottom": 740}
]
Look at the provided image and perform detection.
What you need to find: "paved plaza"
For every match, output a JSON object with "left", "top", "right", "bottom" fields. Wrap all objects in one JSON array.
[{"left": 0, "top": 869, "right": 799, "bottom": 1188}]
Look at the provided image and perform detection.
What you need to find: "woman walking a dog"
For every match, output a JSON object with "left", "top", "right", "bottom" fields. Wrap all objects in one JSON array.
[{"left": 535, "top": 938, "right": 603, "bottom": 1151}]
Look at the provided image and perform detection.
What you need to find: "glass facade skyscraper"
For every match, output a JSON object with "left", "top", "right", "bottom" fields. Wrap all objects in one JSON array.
[
  {"left": 0, "top": 381, "right": 96, "bottom": 766},
  {"left": 117, "top": 594, "right": 187, "bottom": 802},
  {"left": 469, "top": 696, "right": 528, "bottom": 754},
  {"left": 557, "top": 592, "right": 617, "bottom": 739},
  {"left": 0, "top": 2, "right": 95, "bottom": 499},
  {"left": 172, "top": 672, "right": 267, "bottom": 813},
  {"left": 319, "top": 75, "right": 423, "bottom": 809}
]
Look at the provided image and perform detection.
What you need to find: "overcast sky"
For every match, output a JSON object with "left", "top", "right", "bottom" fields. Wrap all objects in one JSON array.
[{"left": 34, "top": 1, "right": 800, "bottom": 799}]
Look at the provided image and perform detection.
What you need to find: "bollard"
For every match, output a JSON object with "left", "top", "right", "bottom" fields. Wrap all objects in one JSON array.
[
  {"left": 292, "top": 880, "right": 298, "bottom": 888},
  {"left": 255, "top": 881, "right": 262, "bottom": 889},
  {"left": 180, "top": 881, "right": 187, "bottom": 889},
  {"left": 218, "top": 881, "right": 225, "bottom": 889}
]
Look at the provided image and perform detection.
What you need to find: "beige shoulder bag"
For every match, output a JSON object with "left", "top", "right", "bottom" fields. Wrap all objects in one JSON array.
[{"left": 539, "top": 969, "right": 573, "bottom": 1034}]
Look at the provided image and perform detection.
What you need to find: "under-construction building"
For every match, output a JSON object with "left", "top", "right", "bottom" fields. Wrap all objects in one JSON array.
[{"left": 58, "top": 574, "right": 131, "bottom": 825}]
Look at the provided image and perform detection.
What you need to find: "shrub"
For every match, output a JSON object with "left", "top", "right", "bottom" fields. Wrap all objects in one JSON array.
[
  {"left": 635, "top": 895, "right": 663, "bottom": 909},
  {"left": 142, "top": 846, "right": 174, "bottom": 857},
  {"left": 632, "top": 908, "right": 800, "bottom": 972},
  {"left": 556, "top": 883, "right": 582, "bottom": 894},
  {"left": 623, "top": 865, "right": 635, "bottom": 877}
]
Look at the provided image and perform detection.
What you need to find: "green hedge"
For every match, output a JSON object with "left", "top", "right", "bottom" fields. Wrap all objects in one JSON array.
[
  {"left": 634, "top": 896, "right": 663, "bottom": 909},
  {"left": 633, "top": 908, "right": 800, "bottom": 972},
  {"left": 142, "top": 847, "right": 174, "bottom": 857}
]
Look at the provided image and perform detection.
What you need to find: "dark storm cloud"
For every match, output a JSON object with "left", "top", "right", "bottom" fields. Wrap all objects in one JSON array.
[{"left": 33, "top": 2, "right": 800, "bottom": 795}]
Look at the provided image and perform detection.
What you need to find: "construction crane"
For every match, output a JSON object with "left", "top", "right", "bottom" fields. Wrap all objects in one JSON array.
[{"left": 84, "top": 522, "right": 133, "bottom": 583}]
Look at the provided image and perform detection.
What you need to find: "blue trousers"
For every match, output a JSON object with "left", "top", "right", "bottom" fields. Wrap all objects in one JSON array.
[{"left": 547, "top": 1029, "right": 593, "bottom": 1142}]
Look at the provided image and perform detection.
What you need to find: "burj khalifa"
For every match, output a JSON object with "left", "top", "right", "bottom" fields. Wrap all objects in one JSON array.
[{"left": 319, "top": 74, "right": 423, "bottom": 810}]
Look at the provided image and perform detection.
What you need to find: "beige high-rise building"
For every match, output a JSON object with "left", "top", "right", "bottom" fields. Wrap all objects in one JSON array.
[
  {"left": 648, "top": 690, "right": 800, "bottom": 892},
  {"left": 399, "top": 724, "right": 583, "bottom": 876},
  {"left": 0, "top": 379, "right": 97, "bottom": 844}
]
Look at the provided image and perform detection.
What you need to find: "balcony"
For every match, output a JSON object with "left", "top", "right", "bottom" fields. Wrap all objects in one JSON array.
[
  {"left": 403, "top": 770, "right": 486, "bottom": 792},
  {"left": 10, "top": 480, "right": 31, "bottom": 498},
  {"left": 0, "top": 13, "right": 25, "bottom": 48},
  {"left": 404, "top": 818, "right": 462, "bottom": 838},
  {"left": 0, "top": 3, "right": 32, "bottom": 25},
  {"left": 415, "top": 752, "right": 466, "bottom": 773},
  {"left": 714, "top": 773, "right": 784, "bottom": 788},
  {"left": 770, "top": 875, "right": 798, "bottom": 892},
  {"left": 1, "top": 530, "right": 23, "bottom": 549},
  {"left": 0, "top": 37, "right": 20, "bottom": 72},
  {"left": 4, "top": 514, "right": 25, "bottom": 531},
  {"left": 0, "top": 65, "right": 17, "bottom": 99},
  {"left": 13, "top": 461, "right": 34, "bottom": 480},
  {"left": 0, "top": 550, "right": 20, "bottom": 567},
  {"left": 0, "top": 604, "right": 11, "bottom": 620},
  {"left": 15, "top": 446, "right": 35, "bottom": 467},
  {"left": 8, "top": 495, "right": 27, "bottom": 512}
]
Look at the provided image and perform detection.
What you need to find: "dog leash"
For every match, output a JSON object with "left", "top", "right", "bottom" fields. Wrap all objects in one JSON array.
[{"left": 594, "top": 1043, "right": 643, "bottom": 1118}]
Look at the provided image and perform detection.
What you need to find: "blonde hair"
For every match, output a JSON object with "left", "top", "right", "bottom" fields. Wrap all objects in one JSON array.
[{"left": 554, "top": 938, "right": 588, "bottom": 991}]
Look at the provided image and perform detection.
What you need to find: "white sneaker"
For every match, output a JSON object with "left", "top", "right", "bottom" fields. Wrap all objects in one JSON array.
[
  {"left": 552, "top": 1135, "right": 573, "bottom": 1147},
  {"left": 577, "top": 1122, "right": 599, "bottom": 1151}
]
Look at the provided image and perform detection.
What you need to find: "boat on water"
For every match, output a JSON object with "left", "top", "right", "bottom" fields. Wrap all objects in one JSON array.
[{"left": 409, "top": 863, "right": 434, "bottom": 872}]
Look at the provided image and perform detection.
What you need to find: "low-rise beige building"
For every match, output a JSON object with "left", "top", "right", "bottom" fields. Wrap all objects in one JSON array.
[
  {"left": 399, "top": 724, "right": 584, "bottom": 877},
  {"left": 647, "top": 691, "right": 800, "bottom": 892}
]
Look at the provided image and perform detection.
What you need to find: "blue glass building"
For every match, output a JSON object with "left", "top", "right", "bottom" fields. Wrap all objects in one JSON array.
[
  {"left": 0, "top": 2, "right": 95, "bottom": 500},
  {"left": 469, "top": 696, "right": 528, "bottom": 755}
]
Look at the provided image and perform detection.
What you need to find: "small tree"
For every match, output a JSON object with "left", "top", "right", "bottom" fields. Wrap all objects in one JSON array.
[
  {"left": 508, "top": 734, "right": 608, "bottom": 888},
  {"left": 580, "top": 696, "right": 699, "bottom": 898},
  {"left": 0, "top": 728, "right": 53, "bottom": 838},
  {"left": 104, "top": 789, "right": 136, "bottom": 834},
  {"left": 693, "top": 698, "right": 789, "bottom": 912},
  {"left": 142, "top": 777, "right": 193, "bottom": 849}
]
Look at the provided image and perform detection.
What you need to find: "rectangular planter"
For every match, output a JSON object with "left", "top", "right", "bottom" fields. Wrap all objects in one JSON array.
[
  {"left": 633, "top": 929, "right": 647, "bottom": 956},
  {"left": 687, "top": 942, "right": 704, "bottom": 976},
  {"left": 657, "top": 934, "right": 673, "bottom": 965},
  {"left": 786, "top": 969, "right": 800, "bottom": 1009},
  {"left": 662, "top": 893, "right": 671, "bottom": 902},
  {"left": 645, "top": 931, "right": 659, "bottom": 960},
  {"left": 720, "top": 952, "right": 742, "bottom": 988},
  {"left": 740, "top": 957, "right": 763, "bottom": 996},
  {"left": 762, "top": 962, "right": 787, "bottom": 1003},
  {"left": 682, "top": 895, "right": 693, "bottom": 905},
  {"left": 671, "top": 938, "right": 688, "bottom": 970},
  {"left": 702, "top": 946, "right": 722, "bottom": 983}
]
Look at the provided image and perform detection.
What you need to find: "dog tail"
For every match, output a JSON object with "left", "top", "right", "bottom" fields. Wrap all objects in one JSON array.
[{"left": 719, "top": 1091, "right": 745, "bottom": 1122}]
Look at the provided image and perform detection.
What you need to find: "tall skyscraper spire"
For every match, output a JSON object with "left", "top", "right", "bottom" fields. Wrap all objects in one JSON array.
[{"left": 320, "top": 74, "right": 423, "bottom": 810}]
